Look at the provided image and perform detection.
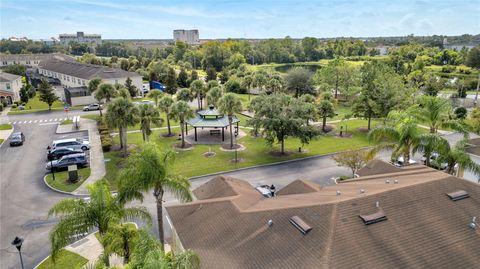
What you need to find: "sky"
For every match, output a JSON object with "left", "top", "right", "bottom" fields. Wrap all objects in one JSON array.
[{"left": 1, "top": 0, "right": 479, "bottom": 39}]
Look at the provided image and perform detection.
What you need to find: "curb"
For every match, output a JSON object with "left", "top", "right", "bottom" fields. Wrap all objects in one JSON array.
[
  {"left": 189, "top": 146, "right": 372, "bottom": 181},
  {"left": 43, "top": 174, "right": 88, "bottom": 197}
]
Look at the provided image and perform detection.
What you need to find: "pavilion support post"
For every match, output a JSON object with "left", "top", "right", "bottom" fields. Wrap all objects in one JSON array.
[
  {"left": 222, "top": 127, "right": 225, "bottom": 141},
  {"left": 185, "top": 123, "right": 188, "bottom": 135},
  {"left": 194, "top": 127, "right": 197, "bottom": 141},
  {"left": 236, "top": 122, "right": 239, "bottom": 136}
]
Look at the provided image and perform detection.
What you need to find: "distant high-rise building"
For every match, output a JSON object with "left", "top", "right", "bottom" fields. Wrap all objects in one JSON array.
[
  {"left": 173, "top": 29, "right": 199, "bottom": 44},
  {"left": 59, "top": 31, "right": 102, "bottom": 45}
]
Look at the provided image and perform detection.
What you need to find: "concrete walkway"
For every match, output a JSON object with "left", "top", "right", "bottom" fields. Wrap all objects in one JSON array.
[
  {"left": 72, "top": 119, "right": 106, "bottom": 195},
  {"left": 65, "top": 233, "right": 103, "bottom": 262}
]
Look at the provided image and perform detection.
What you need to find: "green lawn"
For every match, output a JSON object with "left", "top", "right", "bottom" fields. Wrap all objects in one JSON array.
[
  {"left": 60, "top": 119, "right": 73, "bottom": 125},
  {"left": 36, "top": 249, "right": 88, "bottom": 269},
  {"left": 0, "top": 139, "right": 4, "bottom": 144},
  {"left": 10, "top": 95, "right": 64, "bottom": 112},
  {"left": 331, "top": 104, "right": 354, "bottom": 121},
  {"left": 45, "top": 167, "right": 91, "bottom": 192},
  {"left": 0, "top": 123, "right": 13, "bottom": 130},
  {"left": 103, "top": 119, "right": 376, "bottom": 187}
]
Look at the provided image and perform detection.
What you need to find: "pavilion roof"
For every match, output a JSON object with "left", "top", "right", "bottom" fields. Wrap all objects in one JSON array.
[{"left": 187, "top": 114, "right": 239, "bottom": 128}]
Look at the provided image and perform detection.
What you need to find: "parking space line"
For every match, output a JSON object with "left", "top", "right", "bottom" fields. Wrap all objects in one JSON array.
[
  {"left": 33, "top": 120, "right": 38, "bottom": 123},
  {"left": 28, "top": 120, "right": 32, "bottom": 123},
  {"left": 22, "top": 121, "right": 27, "bottom": 124},
  {"left": 12, "top": 121, "right": 17, "bottom": 124},
  {"left": 49, "top": 119, "right": 53, "bottom": 122},
  {"left": 54, "top": 118, "right": 58, "bottom": 121}
]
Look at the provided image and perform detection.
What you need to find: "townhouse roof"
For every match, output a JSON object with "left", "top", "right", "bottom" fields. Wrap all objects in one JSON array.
[
  {"left": 38, "top": 59, "right": 141, "bottom": 80},
  {"left": 166, "top": 162, "right": 480, "bottom": 269},
  {"left": 0, "top": 72, "right": 21, "bottom": 83},
  {"left": 0, "top": 53, "right": 75, "bottom": 63}
]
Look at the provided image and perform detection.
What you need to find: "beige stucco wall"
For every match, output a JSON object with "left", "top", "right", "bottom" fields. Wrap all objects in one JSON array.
[
  {"left": 71, "top": 95, "right": 96, "bottom": 106},
  {"left": 0, "top": 77, "right": 22, "bottom": 101}
]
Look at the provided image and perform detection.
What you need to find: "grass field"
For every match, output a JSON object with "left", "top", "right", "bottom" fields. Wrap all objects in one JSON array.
[
  {"left": 45, "top": 167, "right": 91, "bottom": 192},
  {"left": 10, "top": 95, "right": 64, "bottom": 112},
  {"left": 36, "top": 249, "right": 88, "bottom": 269},
  {"left": 102, "top": 119, "right": 377, "bottom": 187},
  {"left": 0, "top": 123, "right": 13, "bottom": 130}
]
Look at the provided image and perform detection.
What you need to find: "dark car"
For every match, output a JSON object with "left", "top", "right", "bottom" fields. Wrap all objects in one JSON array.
[
  {"left": 9, "top": 132, "right": 25, "bottom": 146},
  {"left": 46, "top": 153, "right": 88, "bottom": 171},
  {"left": 47, "top": 147, "right": 84, "bottom": 161}
]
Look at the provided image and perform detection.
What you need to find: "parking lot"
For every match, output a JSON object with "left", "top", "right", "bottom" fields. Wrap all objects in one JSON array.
[{"left": 0, "top": 118, "right": 88, "bottom": 269}]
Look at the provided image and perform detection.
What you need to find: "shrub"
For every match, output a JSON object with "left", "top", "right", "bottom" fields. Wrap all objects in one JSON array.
[
  {"left": 12, "top": 104, "right": 17, "bottom": 108},
  {"left": 0, "top": 103, "right": 3, "bottom": 111},
  {"left": 100, "top": 135, "right": 112, "bottom": 152},
  {"left": 225, "top": 78, "right": 246, "bottom": 94},
  {"left": 441, "top": 65, "right": 456, "bottom": 73},
  {"left": 454, "top": 107, "right": 468, "bottom": 119}
]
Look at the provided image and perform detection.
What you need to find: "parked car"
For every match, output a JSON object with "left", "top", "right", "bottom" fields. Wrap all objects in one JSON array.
[
  {"left": 46, "top": 153, "right": 88, "bottom": 171},
  {"left": 49, "top": 138, "right": 90, "bottom": 151},
  {"left": 83, "top": 103, "right": 102, "bottom": 111},
  {"left": 47, "top": 147, "right": 84, "bottom": 161},
  {"left": 9, "top": 132, "right": 25, "bottom": 146},
  {"left": 255, "top": 184, "right": 276, "bottom": 198}
]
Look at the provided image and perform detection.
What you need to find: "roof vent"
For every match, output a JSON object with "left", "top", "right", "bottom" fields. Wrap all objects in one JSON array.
[
  {"left": 394, "top": 179, "right": 399, "bottom": 184},
  {"left": 336, "top": 191, "right": 341, "bottom": 196},
  {"left": 385, "top": 179, "right": 390, "bottom": 184},
  {"left": 359, "top": 209, "right": 387, "bottom": 225},
  {"left": 469, "top": 217, "right": 477, "bottom": 229},
  {"left": 446, "top": 190, "right": 469, "bottom": 201},
  {"left": 360, "top": 189, "right": 365, "bottom": 194},
  {"left": 375, "top": 201, "right": 380, "bottom": 208},
  {"left": 268, "top": 219, "right": 273, "bottom": 227},
  {"left": 289, "top": 216, "right": 312, "bottom": 234},
  {"left": 209, "top": 105, "right": 214, "bottom": 110}
]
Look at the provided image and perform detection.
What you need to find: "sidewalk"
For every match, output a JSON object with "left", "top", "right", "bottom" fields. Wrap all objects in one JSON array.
[
  {"left": 72, "top": 119, "right": 106, "bottom": 195},
  {"left": 0, "top": 106, "right": 11, "bottom": 124}
]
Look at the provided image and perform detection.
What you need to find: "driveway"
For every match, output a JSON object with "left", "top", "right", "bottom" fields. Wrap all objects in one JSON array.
[{"left": 0, "top": 121, "right": 87, "bottom": 269}]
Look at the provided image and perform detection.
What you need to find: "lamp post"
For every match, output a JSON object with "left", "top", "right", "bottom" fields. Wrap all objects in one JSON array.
[
  {"left": 48, "top": 148, "right": 55, "bottom": 181},
  {"left": 11, "top": 236, "right": 25, "bottom": 269}
]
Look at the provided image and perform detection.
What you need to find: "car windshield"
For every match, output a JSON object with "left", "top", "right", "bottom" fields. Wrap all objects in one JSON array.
[{"left": 11, "top": 135, "right": 21, "bottom": 140}]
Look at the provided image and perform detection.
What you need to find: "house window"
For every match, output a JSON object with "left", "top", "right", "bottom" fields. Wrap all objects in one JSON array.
[
  {"left": 6, "top": 83, "right": 11, "bottom": 90},
  {"left": 67, "top": 76, "right": 70, "bottom": 81}
]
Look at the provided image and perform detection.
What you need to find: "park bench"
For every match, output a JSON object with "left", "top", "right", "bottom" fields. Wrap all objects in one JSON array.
[{"left": 210, "top": 129, "right": 221, "bottom": 136}]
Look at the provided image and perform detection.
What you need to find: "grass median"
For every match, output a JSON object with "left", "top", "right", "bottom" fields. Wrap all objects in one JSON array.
[
  {"left": 36, "top": 249, "right": 88, "bottom": 269},
  {"left": 0, "top": 123, "right": 13, "bottom": 130},
  {"left": 45, "top": 167, "right": 91, "bottom": 192}
]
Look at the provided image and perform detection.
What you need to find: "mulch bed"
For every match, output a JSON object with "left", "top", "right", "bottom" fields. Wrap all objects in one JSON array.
[
  {"left": 203, "top": 151, "right": 216, "bottom": 158},
  {"left": 335, "top": 132, "right": 353, "bottom": 138},
  {"left": 319, "top": 124, "right": 336, "bottom": 133},
  {"left": 173, "top": 143, "right": 194, "bottom": 150},
  {"left": 221, "top": 143, "right": 242, "bottom": 150},
  {"left": 356, "top": 127, "right": 370, "bottom": 133},
  {"left": 230, "top": 158, "right": 245, "bottom": 163}
]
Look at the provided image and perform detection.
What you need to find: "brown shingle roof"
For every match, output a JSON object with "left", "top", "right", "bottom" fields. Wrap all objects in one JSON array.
[
  {"left": 276, "top": 179, "right": 321, "bottom": 196},
  {"left": 166, "top": 166, "right": 480, "bottom": 269},
  {"left": 356, "top": 159, "right": 402, "bottom": 177}
]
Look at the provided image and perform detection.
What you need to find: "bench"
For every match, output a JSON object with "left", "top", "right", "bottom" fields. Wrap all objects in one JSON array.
[
  {"left": 73, "top": 116, "right": 80, "bottom": 130},
  {"left": 210, "top": 129, "right": 221, "bottom": 136}
]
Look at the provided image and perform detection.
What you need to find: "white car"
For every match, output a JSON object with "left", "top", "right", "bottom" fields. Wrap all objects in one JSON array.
[
  {"left": 49, "top": 138, "right": 90, "bottom": 151},
  {"left": 83, "top": 103, "right": 102, "bottom": 111}
]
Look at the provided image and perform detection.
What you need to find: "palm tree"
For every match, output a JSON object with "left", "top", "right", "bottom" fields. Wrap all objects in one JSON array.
[
  {"left": 413, "top": 133, "right": 447, "bottom": 166},
  {"left": 105, "top": 98, "right": 139, "bottom": 157},
  {"left": 413, "top": 95, "right": 450, "bottom": 133},
  {"left": 369, "top": 110, "right": 421, "bottom": 163},
  {"left": 48, "top": 180, "right": 151, "bottom": 264},
  {"left": 206, "top": 86, "right": 223, "bottom": 107},
  {"left": 148, "top": 90, "right": 163, "bottom": 107},
  {"left": 115, "top": 84, "right": 130, "bottom": 99},
  {"left": 436, "top": 139, "right": 480, "bottom": 177},
  {"left": 138, "top": 103, "right": 163, "bottom": 142},
  {"left": 95, "top": 83, "right": 117, "bottom": 104},
  {"left": 102, "top": 223, "right": 139, "bottom": 265},
  {"left": 158, "top": 95, "right": 175, "bottom": 136},
  {"left": 88, "top": 78, "right": 103, "bottom": 115},
  {"left": 118, "top": 144, "right": 192, "bottom": 249},
  {"left": 171, "top": 101, "right": 194, "bottom": 148},
  {"left": 218, "top": 93, "right": 243, "bottom": 149},
  {"left": 190, "top": 80, "right": 205, "bottom": 110},
  {"left": 317, "top": 100, "right": 335, "bottom": 131}
]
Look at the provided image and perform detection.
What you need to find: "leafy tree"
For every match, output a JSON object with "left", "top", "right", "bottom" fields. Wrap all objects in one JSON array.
[
  {"left": 158, "top": 95, "right": 175, "bottom": 136},
  {"left": 118, "top": 144, "right": 192, "bottom": 248},
  {"left": 206, "top": 86, "right": 223, "bottom": 107},
  {"left": 164, "top": 67, "right": 177, "bottom": 94},
  {"left": 115, "top": 84, "right": 131, "bottom": 99},
  {"left": 125, "top": 77, "right": 137, "bottom": 98},
  {"left": 48, "top": 180, "right": 151, "bottom": 264},
  {"left": 422, "top": 74, "right": 444, "bottom": 96},
  {"left": 105, "top": 98, "right": 139, "bottom": 157},
  {"left": 171, "top": 101, "right": 195, "bottom": 148},
  {"left": 190, "top": 79, "right": 206, "bottom": 110},
  {"left": 314, "top": 59, "right": 352, "bottom": 99},
  {"left": 317, "top": 100, "right": 335, "bottom": 132},
  {"left": 369, "top": 110, "right": 421, "bottom": 163},
  {"left": 228, "top": 52, "right": 246, "bottom": 69},
  {"left": 38, "top": 80, "right": 59, "bottom": 110},
  {"left": 206, "top": 67, "right": 217, "bottom": 81},
  {"left": 219, "top": 69, "right": 230, "bottom": 84},
  {"left": 138, "top": 103, "right": 163, "bottom": 142},
  {"left": 19, "top": 84, "right": 32, "bottom": 103},
  {"left": 248, "top": 93, "right": 317, "bottom": 154},
  {"left": 206, "top": 80, "right": 219, "bottom": 90},
  {"left": 88, "top": 78, "right": 102, "bottom": 95},
  {"left": 218, "top": 93, "right": 243, "bottom": 149},
  {"left": 224, "top": 77, "right": 245, "bottom": 94},
  {"left": 148, "top": 90, "right": 163, "bottom": 107},
  {"left": 95, "top": 83, "right": 117, "bottom": 103},
  {"left": 3, "top": 64, "right": 26, "bottom": 76},
  {"left": 332, "top": 149, "right": 373, "bottom": 177},
  {"left": 454, "top": 107, "right": 468, "bottom": 120},
  {"left": 177, "top": 68, "right": 189, "bottom": 88},
  {"left": 189, "top": 69, "right": 199, "bottom": 84},
  {"left": 176, "top": 88, "right": 194, "bottom": 102},
  {"left": 284, "top": 67, "right": 315, "bottom": 97},
  {"left": 466, "top": 46, "right": 480, "bottom": 69}
]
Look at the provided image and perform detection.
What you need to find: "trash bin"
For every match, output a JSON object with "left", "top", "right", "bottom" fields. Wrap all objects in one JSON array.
[{"left": 68, "top": 165, "right": 79, "bottom": 183}]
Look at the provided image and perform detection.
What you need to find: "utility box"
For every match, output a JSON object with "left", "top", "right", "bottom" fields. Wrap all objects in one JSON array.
[{"left": 68, "top": 165, "right": 79, "bottom": 183}]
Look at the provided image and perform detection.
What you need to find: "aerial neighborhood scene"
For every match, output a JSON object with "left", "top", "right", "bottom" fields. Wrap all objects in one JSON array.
[{"left": 1, "top": 0, "right": 480, "bottom": 268}]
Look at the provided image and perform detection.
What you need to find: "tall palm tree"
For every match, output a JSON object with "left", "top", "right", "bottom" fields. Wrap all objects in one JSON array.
[
  {"left": 218, "top": 93, "right": 243, "bottom": 149},
  {"left": 138, "top": 103, "right": 163, "bottom": 142},
  {"left": 413, "top": 133, "right": 448, "bottom": 166},
  {"left": 171, "top": 101, "right": 194, "bottom": 148},
  {"left": 148, "top": 90, "right": 163, "bottom": 107},
  {"left": 369, "top": 110, "right": 421, "bottom": 163},
  {"left": 206, "top": 86, "right": 223, "bottom": 107},
  {"left": 158, "top": 95, "right": 175, "bottom": 136},
  {"left": 102, "top": 223, "right": 139, "bottom": 265},
  {"left": 105, "top": 98, "right": 139, "bottom": 157},
  {"left": 115, "top": 84, "right": 130, "bottom": 99},
  {"left": 118, "top": 144, "right": 192, "bottom": 249},
  {"left": 95, "top": 83, "right": 117, "bottom": 104},
  {"left": 436, "top": 139, "right": 480, "bottom": 176},
  {"left": 48, "top": 180, "right": 151, "bottom": 263},
  {"left": 88, "top": 78, "right": 103, "bottom": 116},
  {"left": 413, "top": 95, "right": 450, "bottom": 133},
  {"left": 190, "top": 80, "right": 205, "bottom": 110}
]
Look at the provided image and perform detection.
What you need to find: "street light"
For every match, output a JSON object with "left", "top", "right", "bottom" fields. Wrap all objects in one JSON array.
[{"left": 11, "top": 236, "right": 25, "bottom": 269}]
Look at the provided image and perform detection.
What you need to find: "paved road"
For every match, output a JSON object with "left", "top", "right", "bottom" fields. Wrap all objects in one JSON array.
[
  {"left": 1, "top": 109, "right": 99, "bottom": 125},
  {"left": 0, "top": 120, "right": 87, "bottom": 269}
]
